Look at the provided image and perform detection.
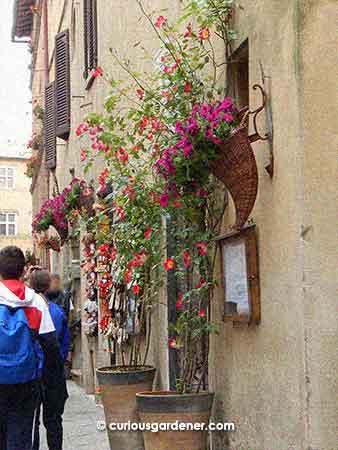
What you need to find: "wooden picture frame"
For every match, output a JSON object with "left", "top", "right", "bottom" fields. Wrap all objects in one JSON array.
[{"left": 218, "top": 225, "right": 260, "bottom": 324}]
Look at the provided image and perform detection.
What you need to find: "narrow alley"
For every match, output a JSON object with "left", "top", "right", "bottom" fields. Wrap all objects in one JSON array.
[{"left": 40, "top": 382, "right": 109, "bottom": 450}]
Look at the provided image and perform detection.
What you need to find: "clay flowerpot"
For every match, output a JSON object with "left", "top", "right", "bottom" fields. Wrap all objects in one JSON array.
[
  {"left": 96, "top": 366, "right": 156, "bottom": 450},
  {"left": 136, "top": 391, "right": 214, "bottom": 450}
]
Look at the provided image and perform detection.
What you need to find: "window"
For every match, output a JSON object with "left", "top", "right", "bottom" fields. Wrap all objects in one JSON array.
[
  {"left": 227, "top": 39, "right": 249, "bottom": 109},
  {"left": 55, "top": 30, "right": 71, "bottom": 140},
  {"left": 83, "top": 0, "right": 98, "bottom": 78},
  {"left": 0, "top": 167, "right": 15, "bottom": 189},
  {"left": 0, "top": 213, "right": 17, "bottom": 236}
]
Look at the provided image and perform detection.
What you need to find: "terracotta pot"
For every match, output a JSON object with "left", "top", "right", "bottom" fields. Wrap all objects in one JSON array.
[
  {"left": 136, "top": 391, "right": 214, "bottom": 450},
  {"left": 96, "top": 366, "right": 156, "bottom": 450}
]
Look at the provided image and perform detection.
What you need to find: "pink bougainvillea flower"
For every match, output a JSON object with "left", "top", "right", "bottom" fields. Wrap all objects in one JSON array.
[
  {"left": 183, "top": 250, "right": 191, "bottom": 268},
  {"left": 155, "top": 15, "right": 167, "bottom": 28},
  {"left": 144, "top": 226, "right": 152, "bottom": 240},
  {"left": 93, "top": 66, "right": 103, "bottom": 78},
  {"left": 196, "top": 188, "right": 208, "bottom": 198},
  {"left": 184, "top": 82, "right": 193, "bottom": 93},
  {"left": 159, "top": 193, "right": 169, "bottom": 208},
  {"left": 133, "top": 285, "right": 141, "bottom": 295},
  {"left": 195, "top": 242, "right": 208, "bottom": 256},
  {"left": 198, "top": 309, "right": 206, "bottom": 318},
  {"left": 164, "top": 258, "right": 175, "bottom": 271},
  {"left": 136, "top": 88, "right": 144, "bottom": 100},
  {"left": 183, "top": 141, "right": 193, "bottom": 158},
  {"left": 175, "top": 292, "right": 183, "bottom": 310},
  {"left": 80, "top": 148, "right": 87, "bottom": 162},
  {"left": 199, "top": 27, "right": 210, "bottom": 41},
  {"left": 184, "top": 23, "right": 193, "bottom": 38},
  {"left": 223, "top": 112, "right": 234, "bottom": 123},
  {"left": 117, "top": 147, "right": 129, "bottom": 164},
  {"left": 26, "top": 139, "right": 33, "bottom": 149}
]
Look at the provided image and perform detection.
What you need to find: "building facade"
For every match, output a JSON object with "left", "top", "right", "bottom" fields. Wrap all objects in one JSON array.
[
  {"left": 12, "top": 1, "right": 336, "bottom": 449},
  {"left": 0, "top": 149, "right": 32, "bottom": 254}
]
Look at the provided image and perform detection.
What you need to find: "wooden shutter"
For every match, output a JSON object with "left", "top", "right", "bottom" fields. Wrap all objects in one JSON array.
[
  {"left": 44, "top": 82, "right": 56, "bottom": 169},
  {"left": 83, "top": 0, "right": 98, "bottom": 78},
  {"left": 55, "top": 30, "right": 71, "bottom": 140}
]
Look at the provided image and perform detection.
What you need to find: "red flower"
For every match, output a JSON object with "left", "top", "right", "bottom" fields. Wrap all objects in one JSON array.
[
  {"left": 183, "top": 251, "right": 190, "bottom": 268},
  {"left": 144, "top": 226, "right": 152, "bottom": 240},
  {"left": 164, "top": 258, "right": 175, "bottom": 271},
  {"left": 116, "top": 206, "right": 126, "bottom": 221},
  {"left": 155, "top": 15, "right": 167, "bottom": 28},
  {"left": 110, "top": 248, "right": 117, "bottom": 261},
  {"left": 76, "top": 122, "right": 88, "bottom": 137},
  {"left": 195, "top": 242, "right": 208, "bottom": 256},
  {"left": 196, "top": 278, "right": 206, "bottom": 289},
  {"left": 175, "top": 292, "right": 183, "bottom": 310},
  {"left": 169, "top": 337, "right": 177, "bottom": 349},
  {"left": 198, "top": 309, "right": 206, "bottom": 318},
  {"left": 136, "top": 89, "right": 144, "bottom": 100},
  {"left": 184, "top": 82, "right": 193, "bottom": 93},
  {"left": 98, "top": 168, "right": 109, "bottom": 186},
  {"left": 80, "top": 148, "right": 87, "bottom": 162},
  {"left": 125, "top": 269, "right": 132, "bottom": 283},
  {"left": 123, "top": 185, "right": 136, "bottom": 202},
  {"left": 172, "top": 200, "right": 182, "bottom": 209},
  {"left": 184, "top": 23, "right": 193, "bottom": 38},
  {"left": 117, "top": 147, "right": 128, "bottom": 164},
  {"left": 199, "top": 27, "right": 210, "bottom": 41},
  {"left": 93, "top": 66, "right": 103, "bottom": 78},
  {"left": 133, "top": 285, "right": 141, "bottom": 295}
]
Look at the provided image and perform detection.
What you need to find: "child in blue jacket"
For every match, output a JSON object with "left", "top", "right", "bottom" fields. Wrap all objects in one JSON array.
[{"left": 30, "top": 269, "right": 70, "bottom": 450}]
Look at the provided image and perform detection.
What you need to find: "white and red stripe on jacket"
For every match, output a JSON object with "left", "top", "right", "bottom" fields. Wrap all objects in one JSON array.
[{"left": 0, "top": 280, "right": 55, "bottom": 335}]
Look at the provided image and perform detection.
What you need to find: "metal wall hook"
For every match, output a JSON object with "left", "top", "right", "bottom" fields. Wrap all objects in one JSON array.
[{"left": 248, "top": 84, "right": 269, "bottom": 143}]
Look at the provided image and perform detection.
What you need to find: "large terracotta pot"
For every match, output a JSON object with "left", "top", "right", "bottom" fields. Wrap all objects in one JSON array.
[
  {"left": 96, "top": 366, "right": 156, "bottom": 450},
  {"left": 136, "top": 391, "right": 214, "bottom": 450}
]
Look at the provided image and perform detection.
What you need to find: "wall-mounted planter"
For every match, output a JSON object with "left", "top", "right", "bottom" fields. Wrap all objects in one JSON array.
[{"left": 210, "top": 84, "right": 269, "bottom": 229}]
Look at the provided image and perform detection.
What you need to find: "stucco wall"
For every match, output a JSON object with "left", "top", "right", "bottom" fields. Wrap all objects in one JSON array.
[{"left": 209, "top": 1, "right": 337, "bottom": 449}]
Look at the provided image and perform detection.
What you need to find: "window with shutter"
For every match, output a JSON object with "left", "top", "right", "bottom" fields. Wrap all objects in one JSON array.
[
  {"left": 45, "top": 82, "right": 56, "bottom": 170},
  {"left": 83, "top": 0, "right": 98, "bottom": 78},
  {"left": 55, "top": 30, "right": 71, "bottom": 140}
]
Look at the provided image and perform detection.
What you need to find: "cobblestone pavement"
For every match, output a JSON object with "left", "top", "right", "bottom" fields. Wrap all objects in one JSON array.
[{"left": 40, "top": 381, "right": 109, "bottom": 450}]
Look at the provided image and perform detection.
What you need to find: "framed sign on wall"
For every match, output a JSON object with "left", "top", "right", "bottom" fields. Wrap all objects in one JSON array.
[{"left": 218, "top": 225, "right": 260, "bottom": 325}]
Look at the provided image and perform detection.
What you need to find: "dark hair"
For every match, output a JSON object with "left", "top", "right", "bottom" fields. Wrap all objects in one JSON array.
[
  {"left": 50, "top": 274, "right": 61, "bottom": 281},
  {"left": 0, "top": 246, "right": 26, "bottom": 280},
  {"left": 30, "top": 269, "right": 51, "bottom": 294}
]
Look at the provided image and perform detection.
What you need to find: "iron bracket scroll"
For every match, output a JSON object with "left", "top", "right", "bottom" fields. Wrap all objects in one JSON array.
[{"left": 247, "top": 84, "right": 274, "bottom": 178}]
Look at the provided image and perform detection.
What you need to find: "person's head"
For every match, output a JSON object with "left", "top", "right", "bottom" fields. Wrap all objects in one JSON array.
[
  {"left": 49, "top": 274, "right": 61, "bottom": 292},
  {"left": 0, "top": 246, "right": 26, "bottom": 280},
  {"left": 30, "top": 269, "right": 51, "bottom": 294}
]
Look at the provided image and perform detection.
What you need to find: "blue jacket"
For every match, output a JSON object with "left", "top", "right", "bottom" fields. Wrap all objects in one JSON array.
[{"left": 36, "top": 300, "right": 70, "bottom": 377}]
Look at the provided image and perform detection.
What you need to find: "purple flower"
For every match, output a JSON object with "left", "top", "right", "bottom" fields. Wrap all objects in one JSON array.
[
  {"left": 185, "top": 118, "right": 199, "bottom": 136},
  {"left": 175, "top": 121, "right": 185, "bottom": 136},
  {"left": 223, "top": 113, "right": 234, "bottom": 123},
  {"left": 183, "top": 141, "right": 193, "bottom": 158},
  {"left": 159, "top": 193, "right": 169, "bottom": 208}
]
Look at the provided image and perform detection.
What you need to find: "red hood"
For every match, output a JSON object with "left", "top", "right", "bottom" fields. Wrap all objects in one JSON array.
[{"left": 1, "top": 279, "right": 26, "bottom": 300}]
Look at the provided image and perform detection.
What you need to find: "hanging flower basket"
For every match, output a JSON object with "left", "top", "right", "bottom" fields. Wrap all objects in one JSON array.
[
  {"left": 37, "top": 235, "right": 61, "bottom": 252},
  {"left": 209, "top": 122, "right": 258, "bottom": 229},
  {"left": 209, "top": 86, "right": 269, "bottom": 229}
]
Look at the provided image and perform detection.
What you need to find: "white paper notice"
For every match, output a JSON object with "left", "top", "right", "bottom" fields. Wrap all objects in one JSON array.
[{"left": 223, "top": 239, "right": 250, "bottom": 315}]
